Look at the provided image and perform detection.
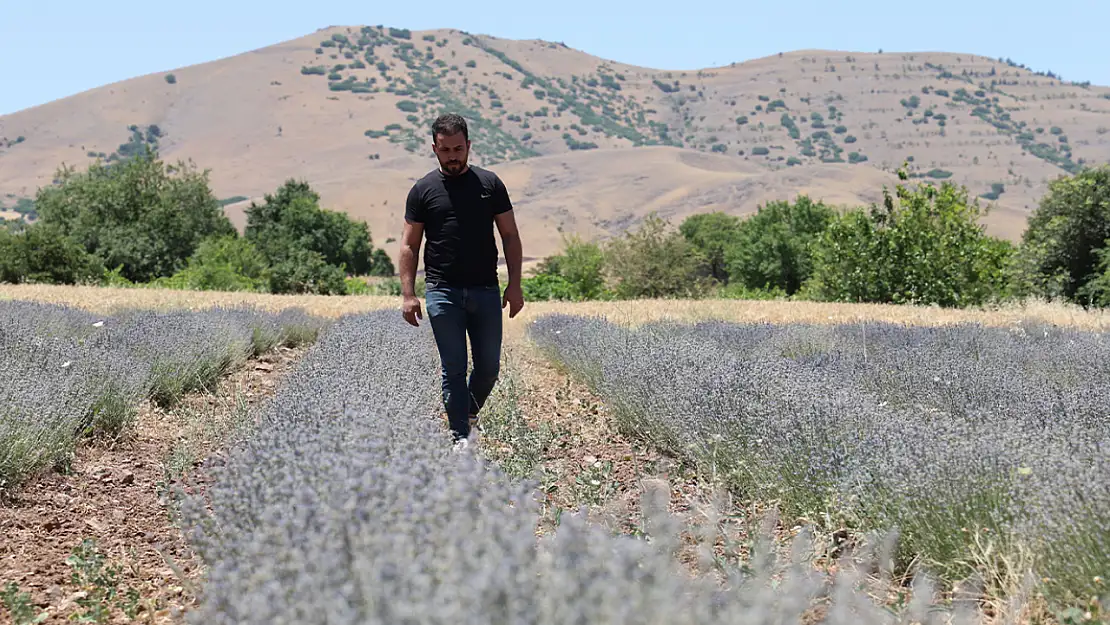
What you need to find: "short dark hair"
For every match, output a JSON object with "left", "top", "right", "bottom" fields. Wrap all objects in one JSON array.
[{"left": 431, "top": 113, "right": 468, "bottom": 143}]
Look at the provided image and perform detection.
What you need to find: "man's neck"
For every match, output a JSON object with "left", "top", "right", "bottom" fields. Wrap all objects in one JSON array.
[{"left": 440, "top": 164, "right": 470, "bottom": 177}]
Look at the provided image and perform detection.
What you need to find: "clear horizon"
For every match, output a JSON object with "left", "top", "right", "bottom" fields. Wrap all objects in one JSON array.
[{"left": 2, "top": 0, "right": 1107, "bottom": 116}]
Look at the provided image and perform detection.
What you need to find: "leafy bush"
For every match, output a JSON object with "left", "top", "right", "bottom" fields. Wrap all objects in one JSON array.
[
  {"left": 807, "top": 168, "right": 1014, "bottom": 307},
  {"left": 396, "top": 100, "right": 419, "bottom": 112},
  {"left": 751, "top": 146, "right": 770, "bottom": 155},
  {"left": 679, "top": 212, "right": 743, "bottom": 283},
  {"left": 1012, "top": 164, "right": 1110, "bottom": 302},
  {"left": 164, "top": 74, "right": 177, "bottom": 84},
  {"left": 150, "top": 235, "right": 270, "bottom": 292},
  {"left": 725, "top": 196, "right": 836, "bottom": 295},
  {"left": 529, "top": 234, "right": 607, "bottom": 300},
  {"left": 603, "top": 214, "right": 714, "bottom": 298},
  {"left": 0, "top": 223, "right": 105, "bottom": 285},
  {"left": 33, "top": 151, "right": 236, "bottom": 283},
  {"left": 243, "top": 179, "right": 392, "bottom": 290}
]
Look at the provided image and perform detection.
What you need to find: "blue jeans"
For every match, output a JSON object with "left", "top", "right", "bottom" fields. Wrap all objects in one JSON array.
[{"left": 425, "top": 284, "right": 503, "bottom": 440}]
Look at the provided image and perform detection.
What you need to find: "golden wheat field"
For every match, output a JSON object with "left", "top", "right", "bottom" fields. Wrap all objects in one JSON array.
[{"left": 2, "top": 284, "right": 1107, "bottom": 337}]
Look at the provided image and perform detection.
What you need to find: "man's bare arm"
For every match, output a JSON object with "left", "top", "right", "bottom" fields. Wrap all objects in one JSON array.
[
  {"left": 399, "top": 220, "right": 424, "bottom": 326},
  {"left": 494, "top": 210, "right": 522, "bottom": 286},
  {"left": 399, "top": 220, "right": 423, "bottom": 297},
  {"left": 495, "top": 210, "right": 524, "bottom": 317}
]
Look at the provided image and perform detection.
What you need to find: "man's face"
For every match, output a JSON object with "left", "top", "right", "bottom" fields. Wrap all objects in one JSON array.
[{"left": 433, "top": 131, "right": 469, "bottom": 175}]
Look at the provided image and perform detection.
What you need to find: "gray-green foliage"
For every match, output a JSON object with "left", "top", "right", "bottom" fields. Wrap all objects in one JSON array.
[
  {"left": 0, "top": 301, "right": 326, "bottom": 492},
  {"left": 529, "top": 313, "right": 1110, "bottom": 611},
  {"left": 176, "top": 309, "right": 989, "bottom": 625}
]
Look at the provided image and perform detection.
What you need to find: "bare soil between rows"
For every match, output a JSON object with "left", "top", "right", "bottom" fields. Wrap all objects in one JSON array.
[{"left": 0, "top": 347, "right": 303, "bottom": 625}]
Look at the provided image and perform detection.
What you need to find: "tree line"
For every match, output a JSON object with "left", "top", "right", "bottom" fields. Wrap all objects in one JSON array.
[
  {"left": 0, "top": 149, "right": 395, "bottom": 295},
  {"left": 2, "top": 147, "right": 1108, "bottom": 309},
  {"left": 523, "top": 164, "right": 1110, "bottom": 309}
]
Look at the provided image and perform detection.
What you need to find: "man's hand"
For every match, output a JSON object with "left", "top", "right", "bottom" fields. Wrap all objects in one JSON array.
[
  {"left": 402, "top": 295, "right": 423, "bottom": 327},
  {"left": 502, "top": 282, "right": 524, "bottom": 318}
]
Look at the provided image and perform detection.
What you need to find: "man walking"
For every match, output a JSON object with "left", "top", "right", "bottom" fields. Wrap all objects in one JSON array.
[{"left": 398, "top": 113, "right": 524, "bottom": 451}]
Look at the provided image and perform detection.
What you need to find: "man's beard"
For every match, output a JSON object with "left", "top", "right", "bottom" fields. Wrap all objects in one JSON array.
[{"left": 443, "top": 159, "right": 465, "bottom": 175}]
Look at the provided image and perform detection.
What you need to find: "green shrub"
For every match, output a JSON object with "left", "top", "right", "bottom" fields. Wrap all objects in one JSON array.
[
  {"left": 34, "top": 151, "right": 235, "bottom": 283},
  {"left": 679, "top": 212, "right": 743, "bottom": 283},
  {"left": 1011, "top": 164, "right": 1110, "bottom": 302},
  {"left": 396, "top": 100, "right": 419, "bottom": 112},
  {"left": 164, "top": 74, "right": 177, "bottom": 84},
  {"left": 243, "top": 179, "right": 389, "bottom": 281},
  {"left": 528, "top": 234, "right": 607, "bottom": 300},
  {"left": 807, "top": 168, "right": 1014, "bottom": 307},
  {"left": 752, "top": 146, "right": 770, "bottom": 155},
  {"left": 0, "top": 223, "right": 105, "bottom": 285},
  {"left": 151, "top": 235, "right": 270, "bottom": 292},
  {"left": 725, "top": 196, "right": 836, "bottom": 295},
  {"left": 603, "top": 214, "right": 714, "bottom": 299}
]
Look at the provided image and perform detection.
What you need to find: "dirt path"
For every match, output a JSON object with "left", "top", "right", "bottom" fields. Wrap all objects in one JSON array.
[{"left": 0, "top": 347, "right": 304, "bottom": 625}]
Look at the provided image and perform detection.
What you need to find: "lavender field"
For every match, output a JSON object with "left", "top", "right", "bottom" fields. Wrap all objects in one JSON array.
[
  {"left": 174, "top": 309, "right": 995, "bottom": 625},
  {"left": 528, "top": 314, "right": 1110, "bottom": 610},
  {"left": 0, "top": 300, "right": 325, "bottom": 491}
]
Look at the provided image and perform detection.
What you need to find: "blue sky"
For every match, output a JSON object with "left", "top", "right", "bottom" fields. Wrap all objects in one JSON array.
[{"left": 2, "top": 0, "right": 1106, "bottom": 116}]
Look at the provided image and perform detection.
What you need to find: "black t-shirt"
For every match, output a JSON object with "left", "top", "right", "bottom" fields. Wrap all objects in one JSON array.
[{"left": 404, "top": 165, "right": 514, "bottom": 288}]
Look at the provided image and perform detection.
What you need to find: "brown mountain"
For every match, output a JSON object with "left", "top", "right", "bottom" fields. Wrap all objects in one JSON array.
[{"left": 2, "top": 24, "right": 1108, "bottom": 267}]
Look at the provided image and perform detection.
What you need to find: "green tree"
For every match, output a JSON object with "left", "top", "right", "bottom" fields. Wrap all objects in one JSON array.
[
  {"left": 1012, "top": 165, "right": 1110, "bottom": 302},
  {"left": 806, "top": 168, "right": 1014, "bottom": 307},
  {"left": 603, "top": 214, "right": 714, "bottom": 299},
  {"left": 1076, "top": 240, "right": 1110, "bottom": 307},
  {"left": 0, "top": 223, "right": 105, "bottom": 285},
  {"left": 678, "top": 212, "right": 742, "bottom": 283},
  {"left": 243, "top": 179, "right": 384, "bottom": 278},
  {"left": 34, "top": 150, "right": 235, "bottom": 282},
  {"left": 725, "top": 196, "right": 836, "bottom": 295},
  {"left": 531, "top": 234, "right": 607, "bottom": 300}
]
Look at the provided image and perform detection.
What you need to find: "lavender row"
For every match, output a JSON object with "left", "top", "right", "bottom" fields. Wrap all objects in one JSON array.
[
  {"left": 527, "top": 314, "right": 1110, "bottom": 607},
  {"left": 0, "top": 300, "right": 326, "bottom": 490},
  {"left": 175, "top": 309, "right": 986, "bottom": 625}
]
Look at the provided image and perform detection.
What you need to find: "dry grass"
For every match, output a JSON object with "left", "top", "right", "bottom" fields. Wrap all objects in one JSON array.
[{"left": 3, "top": 284, "right": 1108, "bottom": 338}]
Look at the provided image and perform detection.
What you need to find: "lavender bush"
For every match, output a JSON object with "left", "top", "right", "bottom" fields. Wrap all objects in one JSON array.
[
  {"left": 528, "top": 314, "right": 1110, "bottom": 609},
  {"left": 0, "top": 300, "right": 327, "bottom": 491},
  {"left": 176, "top": 310, "right": 989, "bottom": 625}
]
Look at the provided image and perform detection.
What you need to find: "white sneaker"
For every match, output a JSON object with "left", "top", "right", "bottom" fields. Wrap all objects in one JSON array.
[{"left": 452, "top": 438, "right": 470, "bottom": 453}]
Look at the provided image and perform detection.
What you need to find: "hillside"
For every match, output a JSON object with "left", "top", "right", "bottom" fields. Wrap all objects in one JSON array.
[{"left": 2, "top": 24, "right": 1109, "bottom": 265}]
